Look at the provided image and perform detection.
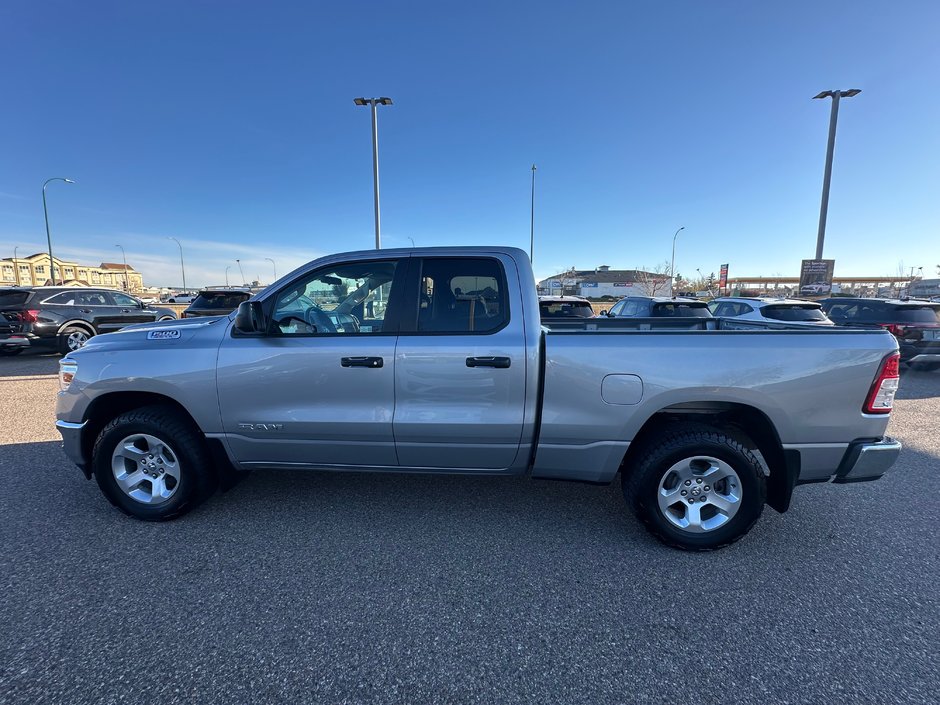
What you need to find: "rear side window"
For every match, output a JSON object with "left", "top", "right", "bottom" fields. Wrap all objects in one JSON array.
[
  {"left": 890, "top": 306, "right": 940, "bottom": 324},
  {"left": 652, "top": 302, "right": 712, "bottom": 318},
  {"left": 192, "top": 292, "right": 250, "bottom": 309},
  {"left": 417, "top": 258, "right": 508, "bottom": 333},
  {"left": 762, "top": 305, "right": 828, "bottom": 322},
  {"left": 0, "top": 291, "right": 32, "bottom": 307}
]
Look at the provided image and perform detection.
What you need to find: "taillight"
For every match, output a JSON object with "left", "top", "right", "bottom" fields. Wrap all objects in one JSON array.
[
  {"left": 21, "top": 309, "right": 40, "bottom": 323},
  {"left": 863, "top": 352, "right": 900, "bottom": 414},
  {"left": 881, "top": 323, "right": 907, "bottom": 337}
]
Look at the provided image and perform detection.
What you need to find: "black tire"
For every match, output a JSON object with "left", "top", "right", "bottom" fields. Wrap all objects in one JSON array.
[
  {"left": 57, "top": 325, "right": 93, "bottom": 355},
  {"left": 158, "top": 315, "right": 175, "bottom": 321},
  {"left": 622, "top": 423, "right": 766, "bottom": 551},
  {"left": 0, "top": 348, "right": 24, "bottom": 356},
  {"left": 92, "top": 405, "right": 218, "bottom": 521}
]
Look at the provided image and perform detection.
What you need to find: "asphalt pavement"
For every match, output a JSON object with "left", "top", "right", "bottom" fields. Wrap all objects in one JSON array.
[{"left": 1, "top": 351, "right": 937, "bottom": 705}]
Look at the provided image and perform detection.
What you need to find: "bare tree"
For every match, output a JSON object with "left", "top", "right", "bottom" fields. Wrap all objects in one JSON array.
[{"left": 636, "top": 260, "right": 673, "bottom": 296}]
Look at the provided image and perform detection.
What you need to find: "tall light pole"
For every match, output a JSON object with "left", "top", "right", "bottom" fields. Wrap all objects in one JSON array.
[
  {"left": 13, "top": 246, "right": 20, "bottom": 286},
  {"left": 264, "top": 257, "right": 277, "bottom": 282},
  {"left": 812, "top": 89, "right": 861, "bottom": 259},
  {"left": 42, "top": 177, "right": 75, "bottom": 285},
  {"left": 235, "top": 259, "right": 245, "bottom": 286},
  {"left": 115, "top": 244, "right": 129, "bottom": 291},
  {"left": 670, "top": 226, "right": 686, "bottom": 294},
  {"left": 167, "top": 237, "right": 186, "bottom": 292},
  {"left": 225, "top": 266, "right": 231, "bottom": 287},
  {"left": 353, "top": 97, "right": 393, "bottom": 249},
  {"left": 407, "top": 237, "right": 415, "bottom": 248},
  {"left": 529, "top": 164, "right": 537, "bottom": 264}
]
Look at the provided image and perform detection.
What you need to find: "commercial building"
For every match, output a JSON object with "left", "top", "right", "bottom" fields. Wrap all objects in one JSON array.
[
  {"left": 537, "top": 265, "right": 669, "bottom": 298},
  {"left": 1, "top": 252, "right": 144, "bottom": 291}
]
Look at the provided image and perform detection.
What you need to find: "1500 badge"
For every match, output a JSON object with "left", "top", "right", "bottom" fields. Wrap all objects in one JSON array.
[{"left": 147, "top": 329, "right": 181, "bottom": 340}]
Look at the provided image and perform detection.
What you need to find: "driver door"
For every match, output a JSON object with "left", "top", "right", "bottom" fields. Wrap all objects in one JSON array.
[{"left": 217, "top": 257, "right": 407, "bottom": 469}]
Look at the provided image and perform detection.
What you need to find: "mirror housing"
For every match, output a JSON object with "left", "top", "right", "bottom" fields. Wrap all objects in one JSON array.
[
  {"left": 600, "top": 310, "right": 608, "bottom": 316},
  {"left": 234, "top": 301, "right": 266, "bottom": 334}
]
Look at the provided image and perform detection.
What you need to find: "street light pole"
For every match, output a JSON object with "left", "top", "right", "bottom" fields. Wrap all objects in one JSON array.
[
  {"left": 670, "top": 226, "right": 685, "bottom": 294},
  {"left": 13, "top": 246, "right": 20, "bottom": 286},
  {"left": 265, "top": 257, "right": 277, "bottom": 282},
  {"left": 42, "top": 177, "right": 75, "bottom": 285},
  {"left": 236, "top": 259, "right": 245, "bottom": 286},
  {"left": 354, "top": 97, "right": 393, "bottom": 249},
  {"left": 115, "top": 244, "right": 129, "bottom": 291},
  {"left": 530, "top": 164, "right": 537, "bottom": 264},
  {"left": 225, "top": 266, "right": 231, "bottom": 287},
  {"left": 167, "top": 237, "right": 187, "bottom": 292},
  {"left": 812, "top": 89, "right": 861, "bottom": 259}
]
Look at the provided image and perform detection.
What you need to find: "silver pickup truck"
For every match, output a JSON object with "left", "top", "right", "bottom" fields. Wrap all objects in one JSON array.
[{"left": 56, "top": 246, "right": 902, "bottom": 550}]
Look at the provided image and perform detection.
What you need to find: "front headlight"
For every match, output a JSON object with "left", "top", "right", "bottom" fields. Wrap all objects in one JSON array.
[{"left": 59, "top": 359, "right": 78, "bottom": 392}]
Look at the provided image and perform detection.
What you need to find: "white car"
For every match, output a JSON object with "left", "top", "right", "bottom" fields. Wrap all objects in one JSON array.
[
  {"left": 708, "top": 297, "right": 834, "bottom": 326},
  {"left": 800, "top": 283, "right": 831, "bottom": 296}
]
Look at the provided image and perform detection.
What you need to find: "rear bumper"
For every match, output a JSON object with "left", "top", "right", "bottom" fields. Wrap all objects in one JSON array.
[
  {"left": 833, "top": 437, "right": 902, "bottom": 483},
  {"left": 0, "top": 334, "right": 31, "bottom": 349},
  {"left": 899, "top": 340, "right": 940, "bottom": 363},
  {"left": 56, "top": 419, "right": 89, "bottom": 474}
]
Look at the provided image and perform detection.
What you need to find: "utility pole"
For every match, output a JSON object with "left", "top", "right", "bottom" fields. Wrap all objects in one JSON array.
[
  {"left": 115, "top": 245, "right": 129, "bottom": 291},
  {"left": 236, "top": 259, "right": 245, "bottom": 286},
  {"left": 812, "top": 89, "right": 861, "bottom": 259},
  {"left": 225, "top": 266, "right": 231, "bottom": 287},
  {"left": 167, "top": 237, "right": 187, "bottom": 292},
  {"left": 265, "top": 257, "right": 277, "bottom": 282},
  {"left": 670, "top": 226, "right": 685, "bottom": 295},
  {"left": 13, "top": 246, "right": 20, "bottom": 286}
]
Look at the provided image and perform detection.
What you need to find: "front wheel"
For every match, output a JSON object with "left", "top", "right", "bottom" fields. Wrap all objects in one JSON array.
[
  {"left": 58, "top": 326, "right": 93, "bottom": 354},
  {"left": 92, "top": 405, "right": 218, "bottom": 520},
  {"left": 158, "top": 315, "right": 175, "bottom": 321},
  {"left": 623, "top": 424, "right": 766, "bottom": 550}
]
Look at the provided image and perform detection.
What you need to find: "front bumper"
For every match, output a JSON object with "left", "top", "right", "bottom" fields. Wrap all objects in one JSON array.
[
  {"left": 833, "top": 437, "right": 902, "bottom": 483},
  {"left": 56, "top": 419, "right": 89, "bottom": 473}
]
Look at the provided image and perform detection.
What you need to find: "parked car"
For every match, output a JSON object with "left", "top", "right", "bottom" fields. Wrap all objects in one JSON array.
[
  {"left": 604, "top": 296, "right": 712, "bottom": 318},
  {"left": 708, "top": 297, "right": 834, "bottom": 326},
  {"left": 800, "top": 283, "right": 831, "bottom": 296},
  {"left": 820, "top": 297, "right": 940, "bottom": 370},
  {"left": 182, "top": 288, "right": 252, "bottom": 318},
  {"left": 0, "top": 287, "right": 176, "bottom": 355},
  {"left": 538, "top": 295, "right": 596, "bottom": 319},
  {"left": 56, "top": 247, "right": 901, "bottom": 551},
  {"left": 165, "top": 292, "right": 197, "bottom": 304}
]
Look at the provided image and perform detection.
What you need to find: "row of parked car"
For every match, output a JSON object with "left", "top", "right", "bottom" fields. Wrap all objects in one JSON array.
[
  {"left": 538, "top": 294, "right": 940, "bottom": 370},
  {"left": 0, "top": 285, "right": 252, "bottom": 355}
]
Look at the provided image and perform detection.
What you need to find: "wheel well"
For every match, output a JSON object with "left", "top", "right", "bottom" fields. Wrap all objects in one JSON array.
[
  {"left": 620, "top": 402, "right": 798, "bottom": 513},
  {"left": 80, "top": 392, "right": 204, "bottom": 471},
  {"left": 58, "top": 320, "right": 95, "bottom": 335}
]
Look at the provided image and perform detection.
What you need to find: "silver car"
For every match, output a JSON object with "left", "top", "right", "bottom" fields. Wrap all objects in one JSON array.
[{"left": 708, "top": 297, "right": 834, "bottom": 326}]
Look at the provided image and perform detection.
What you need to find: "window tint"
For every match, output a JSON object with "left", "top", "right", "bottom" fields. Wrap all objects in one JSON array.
[
  {"left": 112, "top": 293, "right": 139, "bottom": 307},
  {"left": 192, "top": 292, "right": 250, "bottom": 309},
  {"left": 44, "top": 292, "right": 78, "bottom": 305},
  {"left": 417, "top": 258, "right": 507, "bottom": 333},
  {"left": 75, "top": 291, "right": 111, "bottom": 306},
  {"left": 539, "top": 301, "right": 594, "bottom": 318},
  {"left": 274, "top": 260, "right": 399, "bottom": 335},
  {"left": 0, "top": 291, "right": 32, "bottom": 307},
  {"left": 762, "top": 305, "right": 828, "bottom": 322},
  {"left": 890, "top": 305, "right": 940, "bottom": 324},
  {"left": 652, "top": 302, "right": 711, "bottom": 317},
  {"left": 608, "top": 301, "right": 624, "bottom": 316}
]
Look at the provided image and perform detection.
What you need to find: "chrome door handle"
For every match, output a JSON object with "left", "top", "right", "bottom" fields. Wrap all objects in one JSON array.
[
  {"left": 466, "top": 356, "right": 511, "bottom": 368},
  {"left": 121, "top": 309, "right": 132, "bottom": 313},
  {"left": 341, "top": 356, "right": 384, "bottom": 368}
]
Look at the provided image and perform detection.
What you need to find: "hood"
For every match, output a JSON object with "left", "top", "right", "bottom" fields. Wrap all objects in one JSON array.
[{"left": 70, "top": 315, "right": 229, "bottom": 356}]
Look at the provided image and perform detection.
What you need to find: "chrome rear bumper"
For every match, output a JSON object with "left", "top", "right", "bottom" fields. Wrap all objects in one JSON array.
[{"left": 833, "top": 437, "right": 902, "bottom": 483}]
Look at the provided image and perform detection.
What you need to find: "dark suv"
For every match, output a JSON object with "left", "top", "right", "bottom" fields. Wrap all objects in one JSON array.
[
  {"left": 182, "top": 288, "right": 252, "bottom": 318},
  {"left": 0, "top": 287, "right": 177, "bottom": 356},
  {"left": 820, "top": 297, "right": 940, "bottom": 370}
]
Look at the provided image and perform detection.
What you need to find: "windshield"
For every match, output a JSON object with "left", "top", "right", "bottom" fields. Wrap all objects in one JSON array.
[
  {"left": 762, "top": 305, "right": 828, "bottom": 322},
  {"left": 0, "top": 291, "right": 31, "bottom": 308},
  {"left": 652, "top": 302, "right": 712, "bottom": 317},
  {"left": 539, "top": 301, "right": 595, "bottom": 318},
  {"left": 191, "top": 292, "right": 250, "bottom": 309}
]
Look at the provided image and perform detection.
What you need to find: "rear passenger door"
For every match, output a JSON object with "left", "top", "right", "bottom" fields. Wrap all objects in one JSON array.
[
  {"left": 392, "top": 256, "right": 527, "bottom": 470},
  {"left": 111, "top": 292, "right": 157, "bottom": 326}
]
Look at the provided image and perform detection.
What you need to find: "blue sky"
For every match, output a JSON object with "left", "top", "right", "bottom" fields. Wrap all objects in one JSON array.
[{"left": 1, "top": 0, "right": 938, "bottom": 288}]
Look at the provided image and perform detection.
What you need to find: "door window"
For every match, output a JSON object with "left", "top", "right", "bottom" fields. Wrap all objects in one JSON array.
[
  {"left": 273, "top": 260, "right": 400, "bottom": 335},
  {"left": 415, "top": 258, "right": 508, "bottom": 333},
  {"left": 112, "top": 293, "right": 139, "bottom": 307},
  {"left": 75, "top": 291, "right": 111, "bottom": 306}
]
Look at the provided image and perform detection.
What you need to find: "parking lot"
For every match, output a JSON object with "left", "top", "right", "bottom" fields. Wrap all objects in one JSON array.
[{"left": 1, "top": 351, "right": 937, "bottom": 705}]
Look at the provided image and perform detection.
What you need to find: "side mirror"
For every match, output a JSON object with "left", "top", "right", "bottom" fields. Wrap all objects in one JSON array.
[
  {"left": 234, "top": 301, "right": 266, "bottom": 334},
  {"left": 600, "top": 310, "right": 608, "bottom": 316}
]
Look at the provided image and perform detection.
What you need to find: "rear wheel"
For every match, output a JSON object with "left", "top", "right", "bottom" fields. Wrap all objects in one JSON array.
[
  {"left": 57, "top": 326, "right": 93, "bottom": 354},
  {"left": 623, "top": 423, "right": 766, "bottom": 550},
  {"left": 0, "top": 348, "right": 24, "bottom": 356},
  {"left": 92, "top": 405, "right": 218, "bottom": 520}
]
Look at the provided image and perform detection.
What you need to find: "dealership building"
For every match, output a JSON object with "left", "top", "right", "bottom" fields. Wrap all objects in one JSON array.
[{"left": 537, "top": 265, "right": 668, "bottom": 298}]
